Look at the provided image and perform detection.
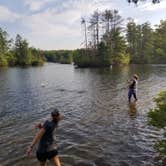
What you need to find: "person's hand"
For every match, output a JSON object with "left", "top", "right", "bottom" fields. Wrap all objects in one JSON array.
[
  {"left": 35, "top": 122, "right": 42, "bottom": 129},
  {"left": 26, "top": 146, "right": 33, "bottom": 157}
]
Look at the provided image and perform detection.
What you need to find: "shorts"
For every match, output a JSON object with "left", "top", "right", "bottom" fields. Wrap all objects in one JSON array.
[{"left": 36, "top": 149, "right": 58, "bottom": 162}]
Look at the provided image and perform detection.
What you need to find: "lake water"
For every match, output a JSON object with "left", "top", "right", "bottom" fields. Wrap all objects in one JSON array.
[{"left": 0, "top": 63, "right": 166, "bottom": 166}]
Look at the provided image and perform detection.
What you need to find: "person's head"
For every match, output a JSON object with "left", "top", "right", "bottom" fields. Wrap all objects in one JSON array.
[
  {"left": 133, "top": 74, "right": 138, "bottom": 80},
  {"left": 51, "top": 108, "right": 62, "bottom": 123}
]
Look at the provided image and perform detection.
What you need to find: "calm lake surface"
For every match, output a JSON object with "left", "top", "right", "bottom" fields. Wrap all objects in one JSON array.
[{"left": 0, "top": 63, "right": 166, "bottom": 166}]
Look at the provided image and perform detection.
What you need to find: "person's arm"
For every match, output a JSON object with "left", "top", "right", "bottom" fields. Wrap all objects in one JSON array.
[
  {"left": 35, "top": 122, "right": 42, "bottom": 129},
  {"left": 127, "top": 79, "right": 132, "bottom": 87},
  {"left": 26, "top": 128, "right": 45, "bottom": 156},
  {"left": 128, "top": 79, "right": 134, "bottom": 86}
]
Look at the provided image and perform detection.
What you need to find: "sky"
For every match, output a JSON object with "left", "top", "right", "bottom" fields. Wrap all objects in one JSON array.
[{"left": 0, "top": 0, "right": 166, "bottom": 50}]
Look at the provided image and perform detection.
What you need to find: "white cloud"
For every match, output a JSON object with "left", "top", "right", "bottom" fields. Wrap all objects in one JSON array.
[
  {"left": 0, "top": 5, "right": 20, "bottom": 22},
  {"left": 21, "top": 0, "right": 147, "bottom": 49},
  {"left": 22, "top": 9, "right": 79, "bottom": 37},
  {"left": 22, "top": 0, "right": 101, "bottom": 38},
  {"left": 22, "top": 0, "right": 117, "bottom": 36},
  {"left": 21, "top": 0, "right": 108, "bottom": 49},
  {"left": 21, "top": 8, "right": 82, "bottom": 49},
  {"left": 24, "top": 0, "right": 55, "bottom": 11},
  {"left": 13, "top": 0, "right": 166, "bottom": 49}
]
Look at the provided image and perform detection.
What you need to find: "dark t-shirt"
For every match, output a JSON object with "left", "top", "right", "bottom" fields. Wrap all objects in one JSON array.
[
  {"left": 129, "top": 79, "right": 136, "bottom": 89},
  {"left": 37, "top": 120, "right": 57, "bottom": 153}
]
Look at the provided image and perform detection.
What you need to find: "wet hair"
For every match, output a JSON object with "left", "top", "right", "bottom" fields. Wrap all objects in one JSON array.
[{"left": 51, "top": 108, "right": 60, "bottom": 123}]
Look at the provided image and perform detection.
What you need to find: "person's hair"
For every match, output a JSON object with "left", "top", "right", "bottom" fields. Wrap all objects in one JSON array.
[
  {"left": 133, "top": 74, "right": 138, "bottom": 80},
  {"left": 51, "top": 108, "right": 60, "bottom": 123}
]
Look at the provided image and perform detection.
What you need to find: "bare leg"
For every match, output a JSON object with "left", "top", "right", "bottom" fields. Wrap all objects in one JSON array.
[
  {"left": 133, "top": 92, "right": 137, "bottom": 101},
  {"left": 40, "top": 161, "right": 46, "bottom": 166},
  {"left": 51, "top": 156, "right": 61, "bottom": 166}
]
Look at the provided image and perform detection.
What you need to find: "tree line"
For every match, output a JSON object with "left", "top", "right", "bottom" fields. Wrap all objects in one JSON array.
[
  {"left": 0, "top": 29, "right": 45, "bottom": 67},
  {"left": 1, "top": 8, "right": 165, "bottom": 68},
  {"left": 41, "top": 50, "right": 73, "bottom": 64},
  {"left": 127, "top": 19, "right": 166, "bottom": 64},
  {"left": 73, "top": 9, "right": 166, "bottom": 67},
  {"left": 0, "top": 28, "right": 73, "bottom": 67}
]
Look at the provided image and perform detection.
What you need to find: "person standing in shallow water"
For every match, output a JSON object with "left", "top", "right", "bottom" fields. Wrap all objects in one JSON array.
[
  {"left": 128, "top": 74, "right": 138, "bottom": 103},
  {"left": 27, "top": 109, "right": 62, "bottom": 166}
]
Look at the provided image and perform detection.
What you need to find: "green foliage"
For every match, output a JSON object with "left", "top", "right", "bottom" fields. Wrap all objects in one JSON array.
[
  {"left": 148, "top": 91, "right": 166, "bottom": 155},
  {"left": 126, "top": 20, "right": 166, "bottom": 64},
  {"left": 126, "top": 21, "right": 154, "bottom": 64},
  {"left": 60, "top": 51, "right": 73, "bottom": 64},
  {"left": 140, "top": 23, "right": 154, "bottom": 63},
  {"left": 0, "top": 28, "right": 11, "bottom": 55},
  {"left": 155, "top": 140, "right": 166, "bottom": 155},
  {"left": 1, "top": 17, "right": 166, "bottom": 68},
  {"left": 155, "top": 91, "right": 166, "bottom": 105},
  {"left": 0, "top": 55, "right": 8, "bottom": 67},
  {"left": 98, "top": 42, "right": 111, "bottom": 66},
  {"left": 0, "top": 28, "right": 12, "bottom": 67},
  {"left": 14, "top": 34, "right": 32, "bottom": 66},
  {"left": 6, "top": 51, "right": 17, "bottom": 66},
  {"left": 152, "top": 20, "right": 166, "bottom": 63},
  {"left": 76, "top": 19, "right": 166, "bottom": 67},
  {"left": 73, "top": 49, "right": 101, "bottom": 67},
  {"left": 75, "top": 10, "right": 130, "bottom": 67},
  {"left": 113, "top": 53, "right": 130, "bottom": 65},
  {"left": 0, "top": 29, "right": 45, "bottom": 67},
  {"left": 110, "top": 29, "right": 129, "bottom": 65},
  {"left": 29, "top": 48, "right": 45, "bottom": 66},
  {"left": 126, "top": 20, "right": 138, "bottom": 62},
  {"left": 43, "top": 50, "right": 73, "bottom": 64},
  {"left": 148, "top": 108, "right": 166, "bottom": 129},
  {"left": 148, "top": 91, "right": 166, "bottom": 128}
]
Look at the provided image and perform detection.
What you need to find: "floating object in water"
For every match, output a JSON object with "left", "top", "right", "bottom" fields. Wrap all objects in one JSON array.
[
  {"left": 77, "top": 90, "right": 86, "bottom": 94},
  {"left": 41, "top": 83, "right": 45, "bottom": 87},
  {"left": 59, "top": 88, "right": 65, "bottom": 92}
]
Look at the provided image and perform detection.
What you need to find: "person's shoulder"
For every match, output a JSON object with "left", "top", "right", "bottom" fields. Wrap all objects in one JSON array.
[
  {"left": 44, "top": 120, "right": 50, "bottom": 124},
  {"left": 43, "top": 120, "right": 52, "bottom": 130},
  {"left": 131, "top": 79, "right": 135, "bottom": 82}
]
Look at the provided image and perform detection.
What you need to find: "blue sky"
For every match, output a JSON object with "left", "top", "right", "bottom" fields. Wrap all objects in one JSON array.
[{"left": 0, "top": 0, "right": 166, "bottom": 50}]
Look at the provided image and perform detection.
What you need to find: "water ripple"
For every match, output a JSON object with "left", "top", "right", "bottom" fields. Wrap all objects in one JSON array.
[{"left": 0, "top": 64, "right": 166, "bottom": 166}]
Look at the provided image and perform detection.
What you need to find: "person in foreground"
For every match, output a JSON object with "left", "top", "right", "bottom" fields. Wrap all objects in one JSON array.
[
  {"left": 27, "top": 108, "right": 62, "bottom": 166},
  {"left": 128, "top": 74, "right": 138, "bottom": 103}
]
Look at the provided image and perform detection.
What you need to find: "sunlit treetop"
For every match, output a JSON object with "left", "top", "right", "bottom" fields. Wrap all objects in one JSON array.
[{"left": 128, "top": 0, "right": 160, "bottom": 4}]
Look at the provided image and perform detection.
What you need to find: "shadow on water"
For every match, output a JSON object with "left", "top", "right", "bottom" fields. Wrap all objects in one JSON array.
[{"left": 128, "top": 102, "right": 137, "bottom": 119}]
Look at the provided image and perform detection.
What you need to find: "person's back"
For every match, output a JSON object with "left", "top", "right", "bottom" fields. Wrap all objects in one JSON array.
[
  {"left": 37, "top": 120, "right": 57, "bottom": 153},
  {"left": 129, "top": 78, "right": 137, "bottom": 90}
]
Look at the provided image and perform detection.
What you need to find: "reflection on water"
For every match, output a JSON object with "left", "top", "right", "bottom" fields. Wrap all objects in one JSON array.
[
  {"left": 0, "top": 63, "right": 166, "bottom": 166},
  {"left": 128, "top": 102, "right": 137, "bottom": 119}
]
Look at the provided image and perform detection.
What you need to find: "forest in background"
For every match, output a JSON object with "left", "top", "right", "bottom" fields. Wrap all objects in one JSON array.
[
  {"left": 74, "top": 9, "right": 166, "bottom": 67},
  {"left": 41, "top": 50, "right": 73, "bottom": 64},
  {"left": 0, "top": 6, "right": 166, "bottom": 67},
  {"left": 0, "top": 28, "right": 73, "bottom": 67},
  {"left": 0, "top": 31, "right": 45, "bottom": 67}
]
